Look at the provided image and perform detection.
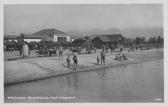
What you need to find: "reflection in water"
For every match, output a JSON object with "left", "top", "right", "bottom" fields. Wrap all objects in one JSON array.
[
  {"left": 97, "top": 69, "right": 107, "bottom": 93},
  {"left": 5, "top": 59, "right": 164, "bottom": 103},
  {"left": 97, "top": 69, "right": 107, "bottom": 80},
  {"left": 66, "top": 73, "right": 79, "bottom": 90}
]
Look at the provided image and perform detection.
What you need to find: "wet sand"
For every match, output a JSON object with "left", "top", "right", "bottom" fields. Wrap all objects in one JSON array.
[{"left": 4, "top": 48, "right": 163, "bottom": 85}]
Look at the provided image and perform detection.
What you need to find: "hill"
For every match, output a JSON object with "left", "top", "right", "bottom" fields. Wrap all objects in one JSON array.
[
  {"left": 33, "top": 29, "right": 66, "bottom": 36},
  {"left": 67, "top": 27, "right": 163, "bottom": 39}
]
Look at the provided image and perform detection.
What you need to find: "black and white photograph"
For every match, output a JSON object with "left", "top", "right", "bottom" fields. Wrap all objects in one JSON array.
[{"left": 1, "top": 0, "right": 166, "bottom": 103}]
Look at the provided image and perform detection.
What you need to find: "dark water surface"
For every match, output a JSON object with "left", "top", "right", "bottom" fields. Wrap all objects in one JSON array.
[{"left": 4, "top": 59, "right": 164, "bottom": 103}]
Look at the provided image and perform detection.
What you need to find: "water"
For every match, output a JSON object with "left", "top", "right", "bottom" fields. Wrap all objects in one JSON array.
[{"left": 4, "top": 59, "right": 164, "bottom": 103}]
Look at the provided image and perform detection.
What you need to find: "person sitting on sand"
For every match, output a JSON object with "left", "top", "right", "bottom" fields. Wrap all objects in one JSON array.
[
  {"left": 66, "top": 55, "right": 71, "bottom": 68},
  {"left": 115, "top": 53, "right": 127, "bottom": 61},
  {"left": 122, "top": 53, "right": 127, "bottom": 60},
  {"left": 97, "top": 55, "right": 100, "bottom": 65},
  {"left": 115, "top": 53, "right": 120, "bottom": 60}
]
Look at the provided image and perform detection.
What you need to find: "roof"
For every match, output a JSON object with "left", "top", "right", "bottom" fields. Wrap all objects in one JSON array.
[
  {"left": 72, "top": 38, "right": 86, "bottom": 44},
  {"left": 21, "top": 34, "right": 43, "bottom": 39},
  {"left": 4, "top": 41, "right": 16, "bottom": 45},
  {"left": 33, "top": 29, "right": 66, "bottom": 36},
  {"left": 93, "top": 34, "right": 123, "bottom": 42},
  {"left": 4, "top": 34, "right": 43, "bottom": 39},
  {"left": 4, "top": 35, "right": 19, "bottom": 39}
]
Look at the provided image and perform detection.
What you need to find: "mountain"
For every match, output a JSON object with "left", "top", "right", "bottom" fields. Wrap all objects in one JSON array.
[
  {"left": 33, "top": 29, "right": 66, "bottom": 36},
  {"left": 67, "top": 27, "right": 163, "bottom": 40},
  {"left": 67, "top": 28, "right": 122, "bottom": 39},
  {"left": 121, "top": 27, "right": 163, "bottom": 39}
]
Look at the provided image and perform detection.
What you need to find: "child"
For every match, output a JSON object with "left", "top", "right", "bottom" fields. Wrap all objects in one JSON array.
[
  {"left": 66, "top": 55, "right": 71, "bottom": 68},
  {"left": 97, "top": 55, "right": 100, "bottom": 65}
]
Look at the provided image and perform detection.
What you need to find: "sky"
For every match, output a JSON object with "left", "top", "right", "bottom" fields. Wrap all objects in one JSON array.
[{"left": 4, "top": 4, "right": 163, "bottom": 35}]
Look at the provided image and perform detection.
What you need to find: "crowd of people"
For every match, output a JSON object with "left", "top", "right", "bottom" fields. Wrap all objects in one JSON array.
[{"left": 18, "top": 42, "right": 129, "bottom": 68}]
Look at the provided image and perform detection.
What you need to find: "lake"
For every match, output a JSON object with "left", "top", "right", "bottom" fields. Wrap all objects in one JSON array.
[{"left": 4, "top": 59, "right": 164, "bottom": 103}]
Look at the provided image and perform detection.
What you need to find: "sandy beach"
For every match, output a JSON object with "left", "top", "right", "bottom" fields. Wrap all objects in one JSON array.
[{"left": 4, "top": 48, "right": 163, "bottom": 85}]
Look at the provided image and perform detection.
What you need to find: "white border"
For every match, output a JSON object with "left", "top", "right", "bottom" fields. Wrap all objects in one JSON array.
[{"left": 0, "top": 0, "right": 167, "bottom": 106}]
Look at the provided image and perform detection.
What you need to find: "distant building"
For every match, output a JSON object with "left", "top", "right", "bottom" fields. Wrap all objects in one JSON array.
[
  {"left": 4, "top": 28, "right": 74, "bottom": 50},
  {"left": 4, "top": 35, "right": 18, "bottom": 51},
  {"left": 33, "top": 29, "right": 73, "bottom": 43},
  {"left": 4, "top": 35, "right": 18, "bottom": 42},
  {"left": 4, "top": 29, "right": 73, "bottom": 43},
  {"left": 72, "top": 38, "right": 86, "bottom": 44},
  {"left": 91, "top": 34, "right": 123, "bottom": 48},
  {"left": 19, "top": 34, "right": 42, "bottom": 43}
]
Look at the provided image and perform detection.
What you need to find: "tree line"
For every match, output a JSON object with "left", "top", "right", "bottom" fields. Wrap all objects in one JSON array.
[{"left": 123, "top": 36, "right": 164, "bottom": 48}]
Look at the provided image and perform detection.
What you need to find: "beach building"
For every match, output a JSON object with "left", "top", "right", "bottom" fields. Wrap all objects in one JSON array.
[
  {"left": 4, "top": 28, "right": 74, "bottom": 50},
  {"left": 33, "top": 29, "right": 73, "bottom": 43},
  {"left": 5, "top": 28, "right": 73, "bottom": 44},
  {"left": 18, "top": 33, "right": 43, "bottom": 43},
  {"left": 72, "top": 38, "right": 86, "bottom": 45},
  {"left": 91, "top": 34, "right": 123, "bottom": 49},
  {"left": 4, "top": 35, "right": 19, "bottom": 51},
  {"left": 4, "top": 35, "right": 18, "bottom": 42}
]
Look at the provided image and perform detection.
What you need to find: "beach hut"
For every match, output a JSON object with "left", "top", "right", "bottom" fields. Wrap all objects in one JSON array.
[{"left": 91, "top": 34, "right": 123, "bottom": 49}]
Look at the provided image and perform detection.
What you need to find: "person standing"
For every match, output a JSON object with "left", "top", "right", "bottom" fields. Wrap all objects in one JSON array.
[
  {"left": 100, "top": 51, "right": 103, "bottom": 64},
  {"left": 59, "top": 45, "right": 63, "bottom": 60},
  {"left": 97, "top": 55, "right": 100, "bottom": 65},
  {"left": 23, "top": 42, "right": 29, "bottom": 58},
  {"left": 19, "top": 46, "right": 23, "bottom": 58},
  {"left": 102, "top": 44, "right": 106, "bottom": 53},
  {"left": 66, "top": 55, "right": 71, "bottom": 68},
  {"left": 120, "top": 47, "right": 123, "bottom": 52},
  {"left": 102, "top": 52, "right": 105, "bottom": 65},
  {"left": 94, "top": 46, "right": 97, "bottom": 54},
  {"left": 73, "top": 52, "right": 78, "bottom": 66}
]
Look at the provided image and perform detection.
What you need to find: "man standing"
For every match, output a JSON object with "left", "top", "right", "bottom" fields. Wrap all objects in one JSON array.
[
  {"left": 73, "top": 52, "right": 78, "bottom": 66},
  {"left": 66, "top": 55, "right": 71, "bottom": 68},
  {"left": 102, "top": 52, "right": 105, "bottom": 65},
  {"left": 19, "top": 46, "right": 23, "bottom": 58},
  {"left": 100, "top": 51, "right": 103, "bottom": 64},
  {"left": 59, "top": 45, "right": 63, "bottom": 60}
]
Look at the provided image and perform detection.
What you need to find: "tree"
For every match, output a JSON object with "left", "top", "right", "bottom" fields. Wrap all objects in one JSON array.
[
  {"left": 148, "top": 37, "right": 156, "bottom": 44},
  {"left": 156, "top": 36, "right": 164, "bottom": 48},
  {"left": 84, "top": 36, "right": 92, "bottom": 53},
  {"left": 85, "top": 36, "right": 90, "bottom": 40},
  {"left": 141, "top": 37, "right": 146, "bottom": 43},
  {"left": 135, "top": 37, "right": 142, "bottom": 45}
]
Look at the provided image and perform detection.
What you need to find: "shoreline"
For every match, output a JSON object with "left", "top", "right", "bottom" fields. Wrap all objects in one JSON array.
[{"left": 4, "top": 49, "right": 163, "bottom": 86}]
